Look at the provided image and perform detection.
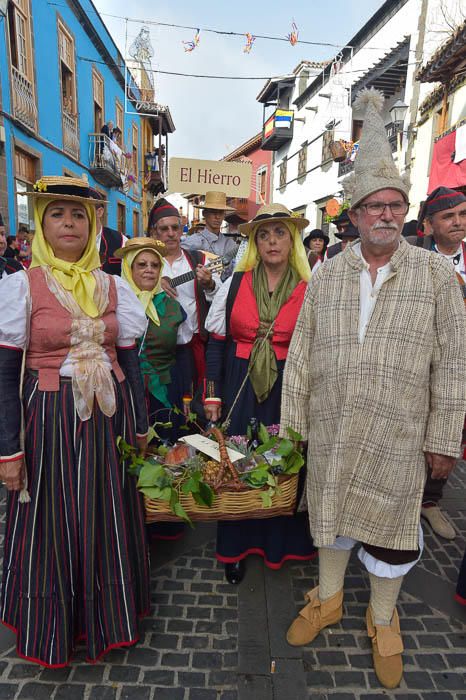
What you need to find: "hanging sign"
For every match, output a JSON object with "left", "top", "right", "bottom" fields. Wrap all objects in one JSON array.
[{"left": 168, "top": 158, "right": 252, "bottom": 197}]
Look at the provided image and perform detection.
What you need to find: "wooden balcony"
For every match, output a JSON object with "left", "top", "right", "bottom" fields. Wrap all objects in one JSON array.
[
  {"left": 227, "top": 197, "right": 248, "bottom": 218},
  {"left": 62, "top": 110, "right": 79, "bottom": 160},
  {"left": 11, "top": 66, "right": 37, "bottom": 131},
  {"left": 89, "top": 133, "right": 126, "bottom": 188},
  {"left": 261, "top": 109, "right": 294, "bottom": 151}
]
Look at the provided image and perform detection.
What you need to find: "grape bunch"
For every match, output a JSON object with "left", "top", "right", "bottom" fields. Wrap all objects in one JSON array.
[{"left": 202, "top": 460, "right": 223, "bottom": 487}]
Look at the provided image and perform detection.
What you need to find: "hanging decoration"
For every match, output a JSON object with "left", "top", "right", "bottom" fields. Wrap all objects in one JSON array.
[
  {"left": 182, "top": 28, "right": 201, "bottom": 52},
  {"left": 243, "top": 33, "right": 256, "bottom": 53},
  {"left": 287, "top": 21, "right": 299, "bottom": 46}
]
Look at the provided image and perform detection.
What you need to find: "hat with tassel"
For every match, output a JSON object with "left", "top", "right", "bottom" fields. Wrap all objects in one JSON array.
[{"left": 343, "top": 88, "right": 410, "bottom": 208}]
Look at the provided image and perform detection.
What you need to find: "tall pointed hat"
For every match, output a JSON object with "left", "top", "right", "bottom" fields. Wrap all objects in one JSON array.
[{"left": 344, "top": 88, "right": 409, "bottom": 207}]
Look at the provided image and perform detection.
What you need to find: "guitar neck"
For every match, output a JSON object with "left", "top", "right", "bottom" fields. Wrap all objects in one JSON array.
[{"left": 169, "top": 269, "right": 196, "bottom": 289}]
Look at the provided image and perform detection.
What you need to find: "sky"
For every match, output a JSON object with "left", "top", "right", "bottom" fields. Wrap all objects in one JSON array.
[{"left": 92, "top": 0, "right": 385, "bottom": 161}]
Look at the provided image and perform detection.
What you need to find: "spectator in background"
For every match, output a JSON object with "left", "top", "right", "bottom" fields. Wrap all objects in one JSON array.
[
  {"left": 5, "top": 236, "right": 20, "bottom": 259},
  {"left": 303, "top": 229, "right": 329, "bottom": 271},
  {"left": 90, "top": 189, "right": 127, "bottom": 275},
  {"left": 0, "top": 214, "right": 24, "bottom": 278}
]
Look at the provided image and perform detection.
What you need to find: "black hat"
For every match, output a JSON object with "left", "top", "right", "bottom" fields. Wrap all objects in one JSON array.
[
  {"left": 401, "top": 219, "right": 419, "bottom": 238},
  {"left": 148, "top": 198, "right": 180, "bottom": 230},
  {"left": 335, "top": 224, "right": 359, "bottom": 240},
  {"left": 421, "top": 187, "right": 466, "bottom": 221},
  {"left": 303, "top": 228, "right": 330, "bottom": 247},
  {"left": 332, "top": 209, "right": 350, "bottom": 228},
  {"left": 224, "top": 212, "right": 248, "bottom": 226}
]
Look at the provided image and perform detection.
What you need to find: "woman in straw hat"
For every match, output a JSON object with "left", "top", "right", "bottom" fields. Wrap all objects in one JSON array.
[
  {"left": 0, "top": 176, "right": 150, "bottom": 666},
  {"left": 116, "top": 237, "right": 191, "bottom": 440},
  {"left": 203, "top": 203, "right": 317, "bottom": 583}
]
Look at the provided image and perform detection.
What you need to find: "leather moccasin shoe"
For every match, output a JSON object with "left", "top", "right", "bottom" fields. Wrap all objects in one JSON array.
[
  {"left": 286, "top": 586, "right": 343, "bottom": 646},
  {"left": 366, "top": 606, "right": 403, "bottom": 689},
  {"left": 421, "top": 506, "right": 456, "bottom": 540},
  {"left": 224, "top": 561, "right": 245, "bottom": 584}
]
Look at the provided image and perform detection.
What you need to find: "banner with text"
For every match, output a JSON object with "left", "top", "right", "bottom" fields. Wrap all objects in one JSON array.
[{"left": 168, "top": 158, "right": 252, "bottom": 197}]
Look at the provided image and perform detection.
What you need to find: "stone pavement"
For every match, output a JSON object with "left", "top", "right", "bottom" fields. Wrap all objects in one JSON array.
[{"left": 0, "top": 464, "right": 464, "bottom": 700}]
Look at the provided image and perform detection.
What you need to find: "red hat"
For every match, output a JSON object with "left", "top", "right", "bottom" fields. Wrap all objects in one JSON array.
[{"left": 148, "top": 198, "right": 180, "bottom": 230}]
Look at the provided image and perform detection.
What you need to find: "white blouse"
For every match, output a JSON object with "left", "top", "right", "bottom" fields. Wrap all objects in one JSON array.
[
  {"left": 204, "top": 276, "right": 233, "bottom": 337},
  {"left": 0, "top": 271, "right": 147, "bottom": 374}
]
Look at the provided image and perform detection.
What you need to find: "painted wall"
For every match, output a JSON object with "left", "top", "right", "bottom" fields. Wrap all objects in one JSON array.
[
  {"left": 246, "top": 146, "right": 273, "bottom": 220},
  {"left": 0, "top": 0, "right": 145, "bottom": 236}
]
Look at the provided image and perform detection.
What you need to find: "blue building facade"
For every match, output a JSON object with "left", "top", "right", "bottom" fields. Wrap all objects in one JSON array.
[{"left": 0, "top": 0, "right": 172, "bottom": 237}]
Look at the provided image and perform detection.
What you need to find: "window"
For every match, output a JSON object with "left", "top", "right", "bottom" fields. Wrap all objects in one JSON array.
[
  {"left": 8, "top": 0, "right": 36, "bottom": 129},
  {"left": 14, "top": 147, "right": 38, "bottom": 227},
  {"left": 279, "top": 159, "right": 287, "bottom": 190},
  {"left": 58, "top": 21, "right": 77, "bottom": 115},
  {"left": 92, "top": 68, "right": 104, "bottom": 132},
  {"left": 117, "top": 202, "right": 126, "bottom": 233},
  {"left": 298, "top": 143, "right": 308, "bottom": 179},
  {"left": 133, "top": 210, "right": 140, "bottom": 237},
  {"left": 256, "top": 166, "right": 267, "bottom": 204},
  {"left": 351, "top": 119, "right": 363, "bottom": 143},
  {"left": 115, "top": 100, "right": 124, "bottom": 135},
  {"left": 322, "top": 129, "right": 334, "bottom": 163},
  {"left": 132, "top": 124, "right": 139, "bottom": 179}
]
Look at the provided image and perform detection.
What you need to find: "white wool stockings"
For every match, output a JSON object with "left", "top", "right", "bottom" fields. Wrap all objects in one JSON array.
[
  {"left": 369, "top": 573, "right": 404, "bottom": 626},
  {"left": 318, "top": 547, "right": 352, "bottom": 601}
]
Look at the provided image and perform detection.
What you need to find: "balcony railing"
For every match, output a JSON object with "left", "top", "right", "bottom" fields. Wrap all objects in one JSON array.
[
  {"left": 89, "top": 133, "right": 127, "bottom": 188},
  {"left": 11, "top": 66, "right": 37, "bottom": 130},
  {"left": 261, "top": 109, "right": 294, "bottom": 151},
  {"left": 62, "top": 110, "right": 79, "bottom": 160}
]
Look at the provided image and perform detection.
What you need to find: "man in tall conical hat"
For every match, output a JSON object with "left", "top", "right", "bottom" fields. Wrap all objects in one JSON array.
[{"left": 281, "top": 88, "right": 466, "bottom": 689}]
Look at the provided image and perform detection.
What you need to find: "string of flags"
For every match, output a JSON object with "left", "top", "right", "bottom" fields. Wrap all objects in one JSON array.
[
  {"left": 182, "top": 28, "right": 200, "bottom": 52},
  {"left": 181, "top": 21, "right": 301, "bottom": 55}
]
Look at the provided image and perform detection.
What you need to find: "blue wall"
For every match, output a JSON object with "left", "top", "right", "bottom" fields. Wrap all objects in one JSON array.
[{"left": 0, "top": 0, "right": 144, "bottom": 236}]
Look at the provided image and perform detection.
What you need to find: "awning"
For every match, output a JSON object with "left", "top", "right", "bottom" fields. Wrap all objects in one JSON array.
[{"left": 428, "top": 122, "right": 466, "bottom": 193}]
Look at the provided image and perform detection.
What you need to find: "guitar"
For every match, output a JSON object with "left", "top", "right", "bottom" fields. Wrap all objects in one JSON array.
[{"left": 168, "top": 249, "right": 236, "bottom": 289}]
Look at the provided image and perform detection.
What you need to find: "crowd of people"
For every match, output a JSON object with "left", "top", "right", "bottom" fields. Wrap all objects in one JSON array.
[{"left": 0, "top": 88, "right": 464, "bottom": 688}]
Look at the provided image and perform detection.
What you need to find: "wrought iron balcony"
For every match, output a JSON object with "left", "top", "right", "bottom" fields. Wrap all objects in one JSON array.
[
  {"left": 11, "top": 66, "right": 37, "bottom": 131},
  {"left": 261, "top": 109, "right": 294, "bottom": 151},
  {"left": 89, "top": 134, "right": 127, "bottom": 188},
  {"left": 62, "top": 111, "right": 79, "bottom": 160}
]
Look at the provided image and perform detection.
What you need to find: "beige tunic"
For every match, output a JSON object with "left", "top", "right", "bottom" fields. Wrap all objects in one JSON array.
[{"left": 281, "top": 240, "right": 466, "bottom": 550}]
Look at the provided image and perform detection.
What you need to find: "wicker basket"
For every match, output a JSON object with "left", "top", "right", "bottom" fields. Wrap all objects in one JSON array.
[{"left": 144, "top": 473, "right": 299, "bottom": 522}]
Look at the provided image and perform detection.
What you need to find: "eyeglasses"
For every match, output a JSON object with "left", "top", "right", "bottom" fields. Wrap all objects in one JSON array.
[{"left": 359, "top": 201, "right": 409, "bottom": 217}]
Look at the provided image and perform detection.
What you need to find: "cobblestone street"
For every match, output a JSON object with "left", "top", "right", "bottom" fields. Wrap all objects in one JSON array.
[{"left": 0, "top": 463, "right": 464, "bottom": 700}]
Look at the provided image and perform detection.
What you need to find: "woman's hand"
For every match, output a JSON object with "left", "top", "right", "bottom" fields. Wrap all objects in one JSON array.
[
  {"left": 0, "top": 456, "right": 24, "bottom": 491},
  {"left": 204, "top": 404, "right": 221, "bottom": 423}
]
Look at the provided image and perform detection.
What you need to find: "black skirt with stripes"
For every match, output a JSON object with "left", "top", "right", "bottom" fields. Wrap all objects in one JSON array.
[{"left": 0, "top": 372, "right": 150, "bottom": 667}]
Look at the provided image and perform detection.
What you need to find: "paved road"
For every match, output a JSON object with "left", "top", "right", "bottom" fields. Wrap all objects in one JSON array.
[{"left": 0, "top": 464, "right": 464, "bottom": 700}]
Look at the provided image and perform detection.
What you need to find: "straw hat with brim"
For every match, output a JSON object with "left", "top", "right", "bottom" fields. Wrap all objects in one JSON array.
[
  {"left": 114, "top": 237, "right": 167, "bottom": 259},
  {"left": 194, "top": 191, "right": 236, "bottom": 212},
  {"left": 17, "top": 176, "right": 108, "bottom": 206},
  {"left": 238, "top": 203, "right": 309, "bottom": 237}
]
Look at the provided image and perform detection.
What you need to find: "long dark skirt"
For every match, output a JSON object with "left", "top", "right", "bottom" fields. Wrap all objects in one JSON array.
[
  {"left": 216, "top": 347, "right": 316, "bottom": 569},
  {"left": 456, "top": 549, "right": 466, "bottom": 605},
  {"left": 0, "top": 373, "right": 150, "bottom": 667}
]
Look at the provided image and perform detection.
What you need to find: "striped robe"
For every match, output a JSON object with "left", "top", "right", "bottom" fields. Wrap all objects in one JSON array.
[{"left": 281, "top": 240, "right": 466, "bottom": 551}]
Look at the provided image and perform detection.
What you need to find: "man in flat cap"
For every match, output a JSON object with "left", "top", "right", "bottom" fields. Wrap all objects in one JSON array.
[
  {"left": 281, "top": 89, "right": 466, "bottom": 689},
  {"left": 407, "top": 186, "right": 466, "bottom": 540}
]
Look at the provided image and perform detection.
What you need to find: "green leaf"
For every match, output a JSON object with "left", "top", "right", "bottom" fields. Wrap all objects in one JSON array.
[
  {"left": 173, "top": 501, "right": 192, "bottom": 525},
  {"left": 160, "top": 487, "right": 172, "bottom": 501},
  {"left": 260, "top": 490, "right": 273, "bottom": 507},
  {"left": 147, "top": 426, "right": 157, "bottom": 444},
  {"left": 137, "top": 464, "right": 164, "bottom": 488},
  {"left": 140, "top": 486, "right": 163, "bottom": 499},
  {"left": 286, "top": 427, "right": 304, "bottom": 442},
  {"left": 258, "top": 422, "right": 270, "bottom": 445},
  {"left": 198, "top": 482, "right": 214, "bottom": 507},
  {"left": 255, "top": 437, "right": 278, "bottom": 454},
  {"left": 277, "top": 439, "right": 294, "bottom": 457},
  {"left": 284, "top": 453, "right": 305, "bottom": 474},
  {"left": 182, "top": 477, "right": 200, "bottom": 495},
  {"left": 187, "top": 411, "right": 198, "bottom": 424},
  {"left": 267, "top": 473, "right": 277, "bottom": 487}
]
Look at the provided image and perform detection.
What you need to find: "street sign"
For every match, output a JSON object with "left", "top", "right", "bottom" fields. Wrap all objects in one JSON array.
[{"left": 168, "top": 158, "right": 252, "bottom": 197}]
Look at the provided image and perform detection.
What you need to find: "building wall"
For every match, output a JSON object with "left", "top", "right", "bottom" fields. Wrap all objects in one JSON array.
[
  {"left": 246, "top": 146, "right": 273, "bottom": 220},
  {"left": 0, "top": 0, "right": 146, "bottom": 236}
]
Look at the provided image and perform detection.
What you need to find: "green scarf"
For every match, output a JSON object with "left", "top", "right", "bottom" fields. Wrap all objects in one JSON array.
[{"left": 249, "top": 262, "right": 300, "bottom": 403}]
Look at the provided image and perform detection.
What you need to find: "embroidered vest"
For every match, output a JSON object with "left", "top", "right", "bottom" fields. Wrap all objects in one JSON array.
[
  {"left": 100, "top": 227, "right": 124, "bottom": 275},
  {"left": 26, "top": 267, "right": 125, "bottom": 392}
]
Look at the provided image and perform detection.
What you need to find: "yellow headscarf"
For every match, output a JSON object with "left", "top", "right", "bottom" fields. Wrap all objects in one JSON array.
[
  {"left": 122, "top": 248, "right": 164, "bottom": 327},
  {"left": 235, "top": 221, "right": 311, "bottom": 281},
  {"left": 30, "top": 197, "right": 102, "bottom": 317}
]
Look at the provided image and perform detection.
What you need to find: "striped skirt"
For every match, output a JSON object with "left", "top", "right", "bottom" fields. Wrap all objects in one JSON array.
[{"left": 0, "top": 372, "right": 150, "bottom": 667}]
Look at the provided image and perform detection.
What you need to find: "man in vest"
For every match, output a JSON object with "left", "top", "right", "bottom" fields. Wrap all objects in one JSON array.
[
  {"left": 182, "top": 192, "right": 238, "bottom": 278},
  {"left": 90, "top": 190, "right": 127, "bottom": 275},
  {"left": 148, "top": 198, "right": 221, "bottom": 397},
  {"left": 406, "top": 186, "right": 466, "bottom": 540}
]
